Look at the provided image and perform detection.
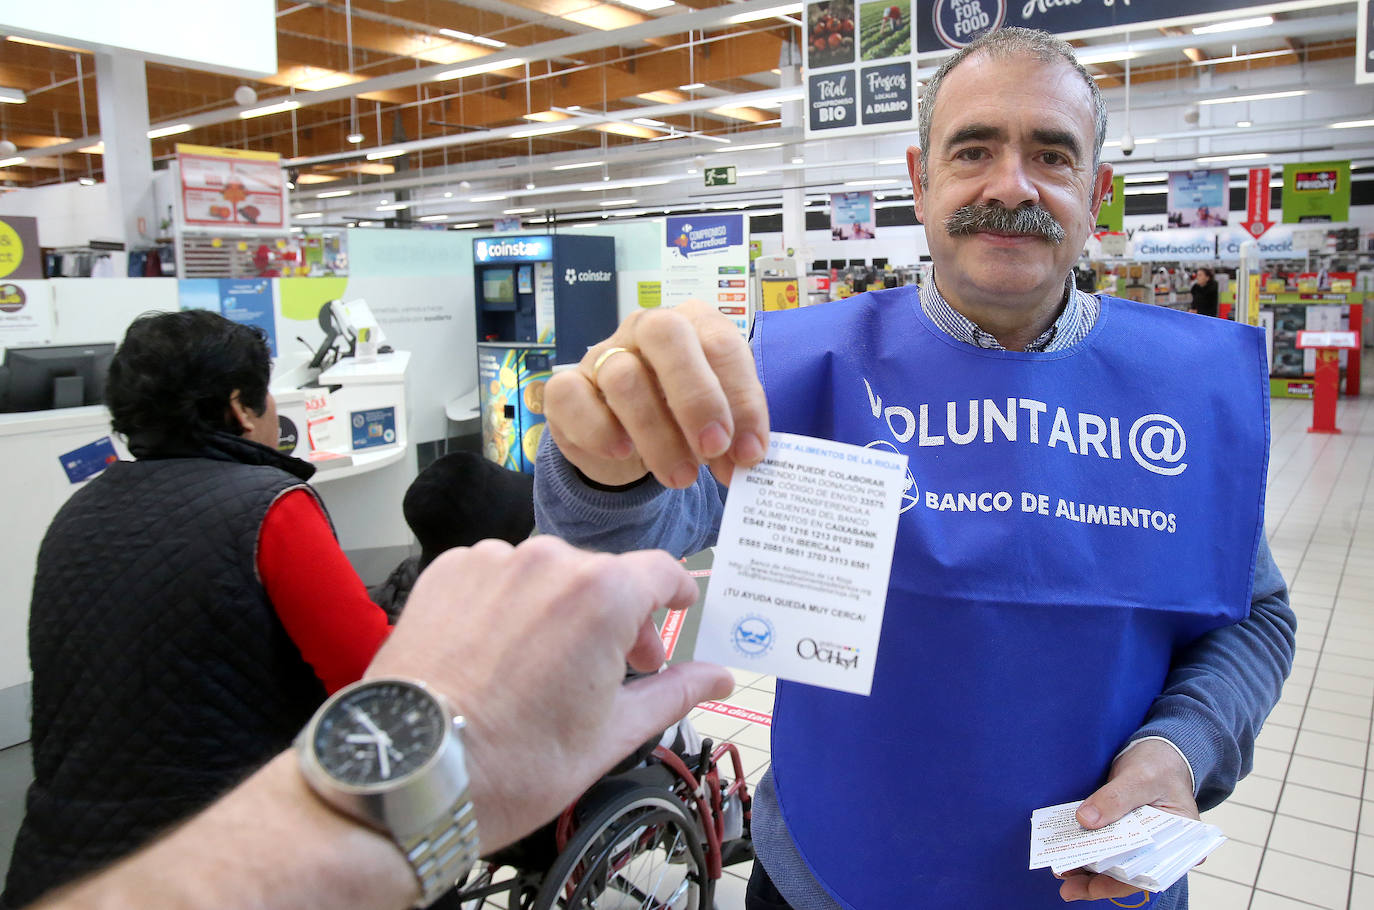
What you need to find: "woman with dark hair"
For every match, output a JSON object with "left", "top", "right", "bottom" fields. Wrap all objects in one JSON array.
[
  {"left": 3, "top": 310, "right": 392, "bottom": 908},
  {"left": 1190, "top": 267, "right": 1219, "bottom": 318}
]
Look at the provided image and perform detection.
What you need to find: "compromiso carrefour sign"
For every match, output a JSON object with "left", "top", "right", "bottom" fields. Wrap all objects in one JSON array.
[{"left": 473, "top": 235, "right": 554, "bottom": 263}]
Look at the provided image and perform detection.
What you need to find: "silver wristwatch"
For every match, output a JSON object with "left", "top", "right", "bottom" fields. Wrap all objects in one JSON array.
[{"left": 297, "top": 677, "right": 480, "bottom": 908}]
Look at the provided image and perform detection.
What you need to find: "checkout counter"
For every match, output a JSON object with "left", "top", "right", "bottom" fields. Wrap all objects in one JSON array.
[{"left": 0, "top": 343, "right": 414, "bottom": 749}]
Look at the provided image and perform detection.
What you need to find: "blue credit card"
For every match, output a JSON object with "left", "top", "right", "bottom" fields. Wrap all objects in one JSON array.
[{"left": 59, "top": 436, "right": 119, "bottom": 484}]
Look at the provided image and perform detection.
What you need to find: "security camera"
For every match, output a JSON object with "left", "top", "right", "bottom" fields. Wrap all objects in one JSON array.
[{"left": 1120, "top": 129, "right": 1135, "bottom": 156}]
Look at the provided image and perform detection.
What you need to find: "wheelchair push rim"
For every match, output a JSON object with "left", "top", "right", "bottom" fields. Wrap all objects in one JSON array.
[{"left": 533, "top": 787, "right": 712, "bottom": 910}]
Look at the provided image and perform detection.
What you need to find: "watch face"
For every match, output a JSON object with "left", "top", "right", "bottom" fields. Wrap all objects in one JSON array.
[{"left": 313, "top": 681, "right": 447, "bottom": 786}]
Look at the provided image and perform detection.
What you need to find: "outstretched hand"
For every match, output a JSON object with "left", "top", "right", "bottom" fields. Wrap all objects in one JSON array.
[
  {"left": 367, "top": 536, "right": 734, "bottom": 852},
  {"left": 1057, "top": 739, "right": 1199, "bottom": 903}
]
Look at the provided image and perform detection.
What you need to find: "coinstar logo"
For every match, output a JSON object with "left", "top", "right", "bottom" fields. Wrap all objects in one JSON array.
[{"left": 731, "top": 614, "right": 775, "bottom": 659}]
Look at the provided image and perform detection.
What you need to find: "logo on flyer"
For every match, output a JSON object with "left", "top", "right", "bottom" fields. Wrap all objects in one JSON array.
[{"left": 731, "top": 614, "right": 775, "bottom": 658}]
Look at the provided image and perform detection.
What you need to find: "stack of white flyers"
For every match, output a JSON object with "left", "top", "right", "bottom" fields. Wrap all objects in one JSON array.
[{"left": 1029, "top": 801, "right": 1226, "bottom": 893}]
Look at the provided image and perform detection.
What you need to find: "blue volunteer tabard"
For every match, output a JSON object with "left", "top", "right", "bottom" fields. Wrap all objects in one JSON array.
[{"left": 753, "top": 287, "right": 1270, "bottom": 908}]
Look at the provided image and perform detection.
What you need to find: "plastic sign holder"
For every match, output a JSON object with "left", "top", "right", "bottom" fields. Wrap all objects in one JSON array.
[{"left": 1295, "top": 331, "right": 1360, "bottom": 434}]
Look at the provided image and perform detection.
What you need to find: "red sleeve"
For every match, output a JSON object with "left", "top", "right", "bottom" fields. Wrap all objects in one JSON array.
[{"left": 257, "top": 489, "right": 392, "bottom": 694}]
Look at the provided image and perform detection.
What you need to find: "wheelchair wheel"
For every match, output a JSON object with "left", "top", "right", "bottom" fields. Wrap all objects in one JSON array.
[{"left": 533, "top": 785, "right": 712, "bottom": 910}]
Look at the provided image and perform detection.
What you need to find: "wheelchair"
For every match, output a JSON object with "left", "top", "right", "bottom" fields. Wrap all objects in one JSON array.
[{"left": 450, "top": 734, "right": 755, "bottom": 909}]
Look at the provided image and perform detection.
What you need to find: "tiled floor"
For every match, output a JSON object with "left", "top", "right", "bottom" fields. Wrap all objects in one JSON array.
[{"left": 2, "top": 388, "right": 1374, "bottom": 909}]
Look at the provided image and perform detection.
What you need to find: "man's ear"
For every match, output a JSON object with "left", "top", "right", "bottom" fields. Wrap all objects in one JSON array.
[
  {"left": 1089, "top": 162, "right": 1114, "bottom": 221},
  {"left": 907, "top": 146, "right": 925, "bottom": 224},
  {"left": 227, "top": 390, "right": 254, "bottom": 436}
]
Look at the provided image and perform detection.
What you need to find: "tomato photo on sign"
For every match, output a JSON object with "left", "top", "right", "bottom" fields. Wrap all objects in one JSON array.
[{"left": 807, "top": 0, "right": 856, "bottom": 68}]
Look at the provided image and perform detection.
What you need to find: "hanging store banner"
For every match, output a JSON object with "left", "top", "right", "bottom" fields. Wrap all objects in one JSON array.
[
  {"left": 1244, "top": 167, "right": 1275, "bottom": 239},
  {"left": 0, "top": 216, "right": 44, "bottom": 280},
  {"left": 804, "top": 0, "right": 916, "bottom": 139},
  {"left": 1282, "top": 161, "right": 1351, "bottom": 223},
  {"left": 1167, "top": 170, "right": 1229, "bottom": 228},
  {"left": 918, "top": 0, "right": 1273, "bottom": 53},
  {"left": 662, "top": 215, "right": 752, "bottom": 336},
  {"left": 177, "top": 144, "right": 286, "bottom": 230},
  {"left": 830, "top": 192, "right": 876, "bottom": 240},
  {"left": 1095, "top": 175, "right": 1124, "bottom": 233},
  {"left": 1359, "top": 0, "right": 1373, "bottom": 85}
]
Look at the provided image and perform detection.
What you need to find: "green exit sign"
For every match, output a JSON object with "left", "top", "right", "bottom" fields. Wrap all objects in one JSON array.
[{"left": 704, "top": 166, "right": 736, "bottom": 187}]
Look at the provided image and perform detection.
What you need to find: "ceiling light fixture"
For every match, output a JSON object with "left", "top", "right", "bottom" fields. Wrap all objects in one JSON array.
[
  {"left": 0, "top": 87, "right": 28, "bottom": 104},
  {"left": 633, "top": 117, "right": 666, "bottom": 126},
  {"left": 346, "top": 132, "right": 365, "bottom": 143},
  {"left": 1330, "top": 118, "right": 1374, "bottom": 129},
  {"left": 598, "top": 198, "right": 638, "bottom": 206},
  {"left": 1102, "top": 137, "right": 1158, "bottom": 148},
  {"left": 470, "top": 194, "right": 510, "bottom": 202},
  {"left": 1194, "top": 152, "right": 1268, "bottom": 163},
  {"left": 553, "top": 160, "right": 603, "bottom": 170},
  {"left": 295, "top": 212, "right": 324, "bottom": 219},
  {"left": 239, "top": 100, "right": 301, "bottom": 119},
  {"left": 503, "top": 207, "right": 537, "bottom": 214},
  {"left": 367, "top": 148, "right": 408, "bottom": 160},
  {"left": 418, "top": 214, "right": 450, "bottom": 222},
  {"left": 712, "top": 142, "right": 781, "bottom": 153},
  {"left": 510, "top": 123, "right": 579, "bottom": 139},
  {"left": 438, "top": 28, "right": 507, "bottom": 48},
  {"left": 146, "top": 123, "right": 192, "bottom": 139},
  {"left": 726, "top": 2, "right": 802, "bottom": 24},
  {"left": 0, "top": 156, "right": 25, "bottom": 168},
  {"left": 450, "top": 222, "right": 480, "bottom": 229},
  {"left": 1191, "top": 48, "right": 1292, "bottom": 67},
  {"left": 843, "top": 178, "right": 900, "bottom": 187},
  {"left": 1236, "top": 119, "right": 1253, "bottom": 128},
  {"left": 1191, "top": 15, "right": 1273, "bottom": 35},
  {"left": 377, "top": 202, "right": 410, "bottom": 211},
  {"left": 434, "top": 57, "right": 527, "bottom": 81},
  {"left": 1074, "top": 49, "right": 1142, "bottom": 66},
  {"left": 78, "top": 176, "right": 97, "bottom": 186},
  {"left": 679, "top": 82, "right": 705, "bottom": 91},
  {"left": 317, "top": 189, "right": 353, "bottom": 198},
  {"left": 1198, "top": 90, "right": 1306, "bottom": 105}
]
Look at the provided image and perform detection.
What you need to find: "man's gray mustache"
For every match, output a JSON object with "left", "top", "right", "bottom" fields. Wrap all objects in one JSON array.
[{"left": 945, "top": 204, "right": 1067, "bottom": 244}]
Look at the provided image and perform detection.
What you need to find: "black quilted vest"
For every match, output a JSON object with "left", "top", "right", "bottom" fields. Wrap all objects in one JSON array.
[{"left": 3, "top": 435, "right": 329, "bottom": 907}]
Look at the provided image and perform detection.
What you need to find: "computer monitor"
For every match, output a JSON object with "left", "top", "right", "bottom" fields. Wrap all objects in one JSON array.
[{"left": 0, "top": 343, "right": 116, "bottom": 413}]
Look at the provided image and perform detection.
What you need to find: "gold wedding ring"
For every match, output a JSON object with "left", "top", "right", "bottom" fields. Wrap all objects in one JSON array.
[{"left": 591, "top": 346, "right": 634, "bottom": 388}]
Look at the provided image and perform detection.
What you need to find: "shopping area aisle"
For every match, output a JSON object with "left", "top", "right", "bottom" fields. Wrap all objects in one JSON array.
[{"left": 2, "top": 394, "right": 1373, "bottom": 909}]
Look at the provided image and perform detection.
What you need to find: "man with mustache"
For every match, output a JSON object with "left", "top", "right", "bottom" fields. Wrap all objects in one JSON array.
[{"left": 534, "top": 27, "right": 1292, "bottom": 910}]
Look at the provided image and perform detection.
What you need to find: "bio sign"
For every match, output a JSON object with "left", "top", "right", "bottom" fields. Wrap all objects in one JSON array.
[{"left": 804, "top": 0, "right": 916, "bottom": 138}]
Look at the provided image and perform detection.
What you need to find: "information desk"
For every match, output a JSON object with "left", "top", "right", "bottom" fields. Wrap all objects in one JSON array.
[{"left": 0, "top": 351, "right": 415, "bottom": 749}]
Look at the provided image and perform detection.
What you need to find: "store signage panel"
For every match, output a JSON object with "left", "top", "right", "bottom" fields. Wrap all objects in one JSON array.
[
  {"left": 830, "top": 192, "right": 875, "bottom": 239},
  {"left": 473, "top": 235, "right": 554, "bottom": 263},
  {"left": 1, "top": 1, "right": 276, "bottom": 79},
  {"left": 1167, "top": 170, "right": 1229, "bottom": 228},
  {"left": 0, "top": 216, "right": 44, "bottom": 280},
  {"left": 1282, "top": 161, "right": 1351, "bottom": 224},
  {"left": 662, "top": 215, "right": 752, "bottom": 336},
  {"left": 705, "top": 166, "right": 737, "bottom": 187},
  {"left": 804, "top": 0, "right": 916, "bottom": 139},
  {"left": 177, "top": 144, "right": 285, "bottom": 230},
  {"left": 1095, "top": 175, "right": 1124, "bottom": 233},
  {"left": 917, "top": 0, "right": 1269, "bottom": 53}
]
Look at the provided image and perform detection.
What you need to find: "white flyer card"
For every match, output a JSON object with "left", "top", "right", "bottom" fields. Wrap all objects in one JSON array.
[{"left": 694, "top": 433, "right": 907, "bottom": 696}]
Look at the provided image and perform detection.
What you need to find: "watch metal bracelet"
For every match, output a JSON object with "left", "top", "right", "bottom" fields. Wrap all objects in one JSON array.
[{"left": 402, "top": 792, "right": 480, "bottom": 908}]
